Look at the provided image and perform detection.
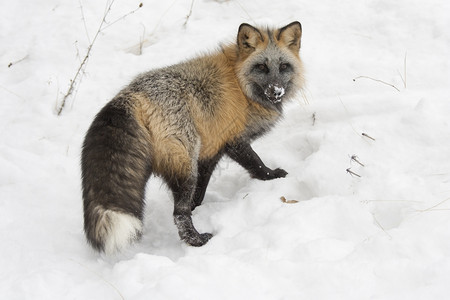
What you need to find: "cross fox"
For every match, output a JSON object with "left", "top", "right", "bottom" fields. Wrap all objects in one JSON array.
[{"left": 82, "top": 21, "right": 304, "bottom": 254}]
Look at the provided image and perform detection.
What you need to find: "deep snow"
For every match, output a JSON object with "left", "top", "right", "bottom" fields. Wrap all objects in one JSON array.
[{"left": 1, "top": 0, "right": 450, "bottom": 299}]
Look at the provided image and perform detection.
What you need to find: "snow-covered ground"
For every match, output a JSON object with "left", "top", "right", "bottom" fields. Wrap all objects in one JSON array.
[{"left": 1, "top": 0, "right": 450, "bottom": 299}]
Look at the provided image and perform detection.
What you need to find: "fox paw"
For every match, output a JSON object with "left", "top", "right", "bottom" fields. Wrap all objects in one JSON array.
[
  {"left": 184, "top": 232, "right": 213, "bottom": 247},
  {"left": 174, "top": 215, "right": 213, "bottom": 247},
  {"left": 252, "top": 167, "right": 288, "bottom": 180},
  {"left": 271, "top": 168, "right": 288, "bottom": 178}
]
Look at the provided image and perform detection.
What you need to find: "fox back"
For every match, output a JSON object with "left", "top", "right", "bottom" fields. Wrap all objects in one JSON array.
[{"left": 81, "top": 22, "right": 304, "bottom": 254}]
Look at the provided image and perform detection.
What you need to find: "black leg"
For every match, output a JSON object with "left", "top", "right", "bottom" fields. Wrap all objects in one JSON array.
[
  {"left": 168, "top": 176, "right": 212, "bottom": 247},
  {"left": 225, "top": 140, "right": 287, "bottom": 180},
  {"left": 191, "top": 153, "right": 223, "bottom": 210}
]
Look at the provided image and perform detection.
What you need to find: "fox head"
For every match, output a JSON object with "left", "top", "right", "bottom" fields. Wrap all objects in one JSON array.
[{"left": 235, "top": 22, "right": 304, "bottom": 109}]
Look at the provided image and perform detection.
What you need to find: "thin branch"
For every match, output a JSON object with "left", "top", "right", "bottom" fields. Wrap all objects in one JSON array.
[
  {"left": 403, "top": 51, "right": 407, "bottom": 88},
  {"left": 148, "top": 0, "right": 178, "bottom": 37},
  {"left": 353, "top": 75, "right": 400, "bottom": 92},
  {"left": 102, "top": 3, "right": 143, "bottom": 31},
  {"left": 79, "top": 0, "right": 91, "bottom": 44},
  {"left": 138, "top": 24, "right": 146, "bottom": 56},
  {"left": 397, "top": 51, "right": 407, "bottom": 89},
  {"left": 350, "top": 155, "right": 365, "bottom": 167},
  {"left": 57, "top": 1, "right": 143, "bottom": 115},
  {"left": 362, "top": 199, "right": 422, "bottom": 204},
  {"left": 338, "top": 97, "right": 360, "bottom": 137},
  {"left": 234, "top": 0, "right": 255, "bottom": 23},
  {"left": 362, "top": 133, "right": 376, "bottom": 141},
  {"left": 416, "top": 197, "right": 450, "bottom": 213},
  {"left": 372, "top": 214, "right": 392, "bottom": 239},
  {"left": 346, "top": 168, "right": 361, "bottom": 178},
  {"left": 57, "top": 48, "right": 89, "bottom": 115},
  {"left": 0, "top": 84, "right": 26, "bottom": 101},
  {"left": 7, "top": 55, "right": 28, "bottom": 68},
  {"left": 183, "top": 0, "right": 195, "bottom": 28},
  {"left": 57, "top": 1, "right": 115, "bottom": 115},
  {"left": 300, "top": 88, "right": 310, "bottom": 105}
]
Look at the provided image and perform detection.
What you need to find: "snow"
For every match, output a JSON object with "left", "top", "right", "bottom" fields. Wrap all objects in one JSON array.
[
  {"left": 1, "top": 0, "right": 450, "bottom": 299},
  {"left": 265, "top": 84, "right": 285, "bottom": 103}
]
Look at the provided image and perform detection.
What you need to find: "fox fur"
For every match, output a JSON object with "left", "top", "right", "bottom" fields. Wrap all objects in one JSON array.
[{"left": 81, "top": 22, "right": 304, "bottom": 254}]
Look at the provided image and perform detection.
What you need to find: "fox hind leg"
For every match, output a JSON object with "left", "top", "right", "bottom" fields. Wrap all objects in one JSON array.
[
  {"left": 163, "top": 142, "right": 213, "bottom": 247},
  {"left": 167, "top": 174, "right": 213, "bottom": 246}
]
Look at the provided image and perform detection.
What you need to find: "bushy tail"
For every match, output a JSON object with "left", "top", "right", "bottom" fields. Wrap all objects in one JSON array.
[{"left": 81, "top": 97, "right": 152, "bottom": 254}]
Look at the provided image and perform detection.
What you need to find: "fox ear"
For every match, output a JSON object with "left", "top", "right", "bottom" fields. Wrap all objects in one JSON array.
[
  {"left": 277, "top": 21, "right": 302, "bottom": 52},
  {"left": 237, "top": 23, "right": 264, "bottom": 55}
]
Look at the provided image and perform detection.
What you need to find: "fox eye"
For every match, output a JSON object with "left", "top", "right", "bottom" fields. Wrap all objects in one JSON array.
[
  {"left": 255, "top": 63, "right": 269, "bottom": 73},
  {"left": 279, "top": 63, "right": 290, "bottom": 72}
]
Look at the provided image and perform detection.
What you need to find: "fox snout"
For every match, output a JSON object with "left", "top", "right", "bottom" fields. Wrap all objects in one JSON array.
[{"left": 264, "top": 83, "right": 285, "bottom": 104}]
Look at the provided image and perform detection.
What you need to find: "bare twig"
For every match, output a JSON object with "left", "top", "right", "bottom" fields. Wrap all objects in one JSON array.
[
  {"left": 138, "top": 24, "right": 146, "bottom": 56},
  {"left": 397, "top": 52, "right": 407, "bottom": 89},
  {"left": 403, "top": 51, "right": 407, "bottom": 88},
  {"left": 79, "top": 0, "right": 91, "bottom": 44},
  {"left": 353, "top": 75, "right": 400, "bottom": 92},
  {"left": 57, "top": 1, "right": 143, "bottom": 115},
  {"left": 350, "top": 155, "right": 365, "bottom": 167},
  {"left": 57, "top": 0, "right": 115, "bottom": 115},
  {"left": 234, "top": 0, "right": 255, "bottom": 23},
  {"left": 7, "top": 55, "right": 28, "bottom": 68},
  {"left": 57, "top": 47, "right": 90, "bottom": 115},
  {"left": 102, "top": 3, "right": 143, "bottom": 31},
  {"left": 346, "top": 168, "right": 361, "bottom": 178},
  {"left": 338, "top": 97, "right": 360, "bottom": 137},
  {"left": 416, "top": 197, "right": 450, "bottom": 213},
  {"left": 299, "top": 88, "right": 310, "bottom": 106},
  {"left": 361, "top": 199, "right": 422, "bottom": 204},
  {"left": 362, "top": 133, "right": 376, "bottom": 141},
  {"left": 417, "top": 208, "right": 450, "bottom": 212},
  {"left": 183, "top": 0, "right": 195, "bottom": 28},
  {"left": 0, "top": 84, "right": 26, "bottom": 101},
  {"left": 372, "top": 214, "right": 392, "bottom": 239}
]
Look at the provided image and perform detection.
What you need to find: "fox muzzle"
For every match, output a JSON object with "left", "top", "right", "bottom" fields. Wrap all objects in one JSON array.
[{"left": 264, "top": 83, "right": 285, "bottom": 104}]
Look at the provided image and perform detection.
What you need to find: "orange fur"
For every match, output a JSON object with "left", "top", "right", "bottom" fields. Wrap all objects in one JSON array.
[{"left": 133, "top": 94, "right": 194, "bottom": 179}]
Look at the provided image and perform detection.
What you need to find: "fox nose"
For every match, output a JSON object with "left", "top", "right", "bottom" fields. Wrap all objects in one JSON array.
[
  {"left": 264, "top": 84, "right": 285, "bottom": 103},
  {"left": 273, "top": 87, "right": 284, "bottom": 98}
]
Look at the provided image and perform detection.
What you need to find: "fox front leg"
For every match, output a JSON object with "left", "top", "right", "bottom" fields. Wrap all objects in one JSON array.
[
  {"left": 191, "top": 153, "right": 224, "bottom": 211},
  {"left": 225, "top": 140, "right": 288, "bottom": 180}
]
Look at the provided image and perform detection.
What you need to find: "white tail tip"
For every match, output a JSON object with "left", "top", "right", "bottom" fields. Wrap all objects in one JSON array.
[{"left": 94, "top": 208, "right": 143, "bottom": 255}]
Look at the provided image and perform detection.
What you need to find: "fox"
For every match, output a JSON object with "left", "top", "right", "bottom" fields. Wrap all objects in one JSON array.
[{"left": 81, "top": 21, "right": 304, "bottom": 254}]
